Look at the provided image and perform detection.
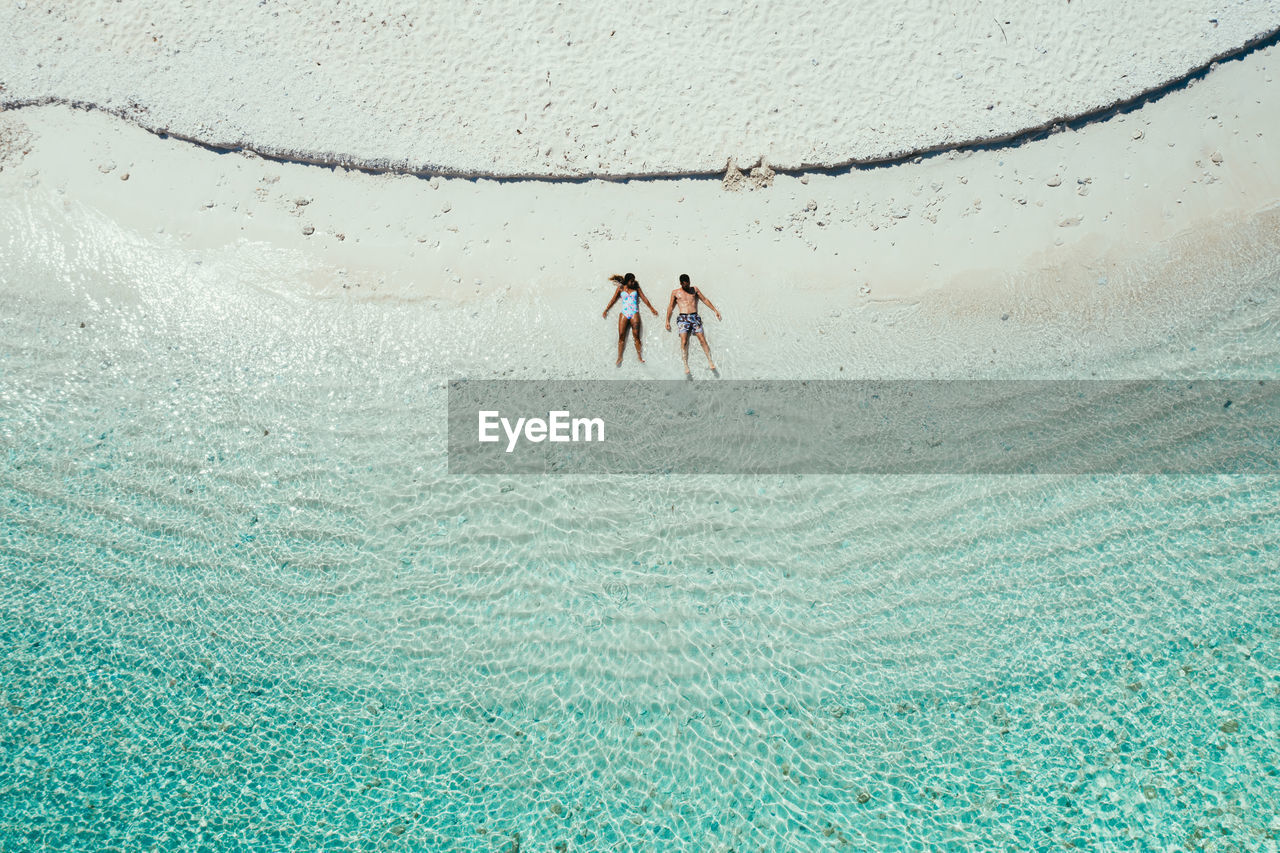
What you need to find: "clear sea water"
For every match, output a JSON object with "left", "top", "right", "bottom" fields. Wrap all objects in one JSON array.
[{"left": 2, "top": 200, "right": 1279, "bottom": 851}]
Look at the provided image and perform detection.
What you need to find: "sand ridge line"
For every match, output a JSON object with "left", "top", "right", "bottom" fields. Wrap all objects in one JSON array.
[{"left": 3, "top": 23, "right": 1278, "bottom": 183}]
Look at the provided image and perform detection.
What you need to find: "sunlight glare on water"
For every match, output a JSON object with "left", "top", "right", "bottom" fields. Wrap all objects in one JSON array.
[{"left": 1, "top": 205, "right": 1278, "bottom": 850}]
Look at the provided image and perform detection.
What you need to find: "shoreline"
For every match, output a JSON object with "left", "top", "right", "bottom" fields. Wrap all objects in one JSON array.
[{"left": 2, "top": 45, "right": 1278, "bottom": 380}]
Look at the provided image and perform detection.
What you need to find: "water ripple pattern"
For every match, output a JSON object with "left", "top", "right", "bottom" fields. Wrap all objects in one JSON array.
[{"left": 2, "top": 248, "right": 1279, "bottom": 849}]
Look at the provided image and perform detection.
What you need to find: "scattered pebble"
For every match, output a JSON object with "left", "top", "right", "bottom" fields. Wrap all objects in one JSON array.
[
  {"left": 301, "top": 224, "right": 315, "bottom": 235},
  {"left": 799, "top": 175, "right": 809, "bottom": 185},
  {"left": 1210, "top": 151, "right": 1223, "bottom": 165},
  {"left": 119, "top": 172, "right": 129, "bottom": 181},
  {"left": 1046, "top": 175, "right": 1063, "bottom": 187},
  {"left": 294, "top": 197, "right": 311, "bottom": 207},
  {"left": 804, "top": 200, "right": 817, "bottom": 212},
  {"left": 1058, "top": 216, "right": 1082, "bottom": 227},
  {"left": 441, "top": 202, "right": 452, "bottom": 213},
  {"left": 97, "top": 162, "right": 115, "bottom": 174},
  {"left": 1132, "top": 130, "right": 1144, "bottom": 140}
]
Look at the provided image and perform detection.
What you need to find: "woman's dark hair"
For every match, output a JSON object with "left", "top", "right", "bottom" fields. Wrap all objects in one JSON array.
[{"left": 609, "top": 272, "right": 638, "bottom": 288}]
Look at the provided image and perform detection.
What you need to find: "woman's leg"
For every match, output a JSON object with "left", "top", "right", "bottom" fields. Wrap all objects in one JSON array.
[
  {"left": 631, "top": 315, "right": 644, "bottom": 362},
  {"left": 616, "top": 314, "right": 628, "bottom": 365}
]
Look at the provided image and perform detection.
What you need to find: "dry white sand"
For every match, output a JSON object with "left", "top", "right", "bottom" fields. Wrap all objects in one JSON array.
[
  {"left": 1, "top": 1, "right": 1277, "bottom": 176},
  {"left": 2, "top": 39, "right": 1278, "bottom": 380}
]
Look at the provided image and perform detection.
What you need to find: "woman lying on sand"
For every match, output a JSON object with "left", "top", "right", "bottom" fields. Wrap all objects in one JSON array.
[{"left": 602, "top": 273, "right": 658, "bottom": 365}]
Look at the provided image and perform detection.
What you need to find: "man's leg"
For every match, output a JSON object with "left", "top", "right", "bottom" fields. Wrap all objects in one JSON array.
[
  {"left": 694, "top": 332, "right": 717, "bottom": 371},
  {"left": 679, "top": 332, "right": 691, "bottom": 376}
]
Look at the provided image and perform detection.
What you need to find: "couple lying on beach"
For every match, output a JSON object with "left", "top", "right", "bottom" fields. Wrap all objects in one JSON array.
[{"left": 602, "top": 272, "right": 722, "bottom": 378}]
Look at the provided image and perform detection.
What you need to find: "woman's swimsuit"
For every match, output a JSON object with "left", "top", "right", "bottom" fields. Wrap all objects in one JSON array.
[{"left": 619, "top": 288, "right": 640, "bottom": 319}]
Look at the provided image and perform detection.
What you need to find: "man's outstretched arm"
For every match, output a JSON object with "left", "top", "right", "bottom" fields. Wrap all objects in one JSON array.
[
  {"left": 664, "top": 292, "right": 677, "bottom": 330},
  {"left": 695, "top": 287, "right": 722, "bottom": 320}
]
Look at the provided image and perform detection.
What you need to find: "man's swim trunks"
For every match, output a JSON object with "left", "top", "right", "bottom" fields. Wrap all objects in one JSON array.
[{"left": 676, "top": 312, "right": 703, "bottom": 334}]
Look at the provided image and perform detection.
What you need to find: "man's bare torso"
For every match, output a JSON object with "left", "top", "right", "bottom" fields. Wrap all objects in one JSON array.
[{"left": 671, "top": 287, "right": 700, "bottom": 314}]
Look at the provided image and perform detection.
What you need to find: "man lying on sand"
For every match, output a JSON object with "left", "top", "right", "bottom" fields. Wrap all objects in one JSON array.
[{"left": 665, "top": 273, "right": 722, "bottom": 378}]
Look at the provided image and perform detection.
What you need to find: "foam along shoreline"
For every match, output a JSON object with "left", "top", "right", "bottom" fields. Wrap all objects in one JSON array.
[
  {"left": 1, "top": 45, "right": 1278, "bottom": 380},
  {"left": 1, "top": 1, "right": 1278, "bottom": 177}
]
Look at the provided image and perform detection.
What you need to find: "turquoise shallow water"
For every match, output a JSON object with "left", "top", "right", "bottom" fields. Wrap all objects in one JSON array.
[{"left": 2, "top": 222, "right": 1280, "bottom": 850}]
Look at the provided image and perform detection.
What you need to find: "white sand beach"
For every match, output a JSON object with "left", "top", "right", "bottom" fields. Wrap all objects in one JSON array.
[
  {"left": 3, "top": 3, "right": 1279, "bottom": 380},
  {"left": 2, "top": 0, "right": 1277, "bottom": 176}
]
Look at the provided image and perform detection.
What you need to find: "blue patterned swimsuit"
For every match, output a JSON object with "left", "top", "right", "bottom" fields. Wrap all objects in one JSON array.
[{"left": 619, "top": 287, "right": 640, "bottom": 319}]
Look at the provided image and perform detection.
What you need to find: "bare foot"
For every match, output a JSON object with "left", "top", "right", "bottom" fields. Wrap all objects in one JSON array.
[
  {"left": 616, "top": 357, "right": 622, "bottom": 367},
  {"left": 637, "top": 355, "right": 645, "bottom": 363},
  {"left": 711, "top": 367, "right": 720, "bottom": 378}
]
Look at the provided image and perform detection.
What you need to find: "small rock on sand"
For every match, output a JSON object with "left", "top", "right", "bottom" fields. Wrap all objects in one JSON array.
[
  {"left": 301, "top": 224, "right": 315, "bottom": 235},
  {"left": 119, "top": 172, "right": 129, "bottom": 181},
  {"left": 1046, "top": 175, "right": 1063, "bottom": 187},
  {"left": 1210, "top": 151, "right": 1223, "bottom": 165},
  {"left": 1058, "top": 216, "right": 1082, "bottom": 227}
]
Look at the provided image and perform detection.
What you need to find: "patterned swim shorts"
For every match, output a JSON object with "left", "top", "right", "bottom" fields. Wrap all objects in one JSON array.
[{"left": 676, "top": 312, "right": 704, "bottom": 335}]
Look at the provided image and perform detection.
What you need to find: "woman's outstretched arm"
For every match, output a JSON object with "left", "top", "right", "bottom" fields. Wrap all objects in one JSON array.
[
  {"left": 602, "top": 286, "right": 622, "bottom": 318},
  {"left": 637, "top": 286, "right": 659, "bottom": 315}
]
